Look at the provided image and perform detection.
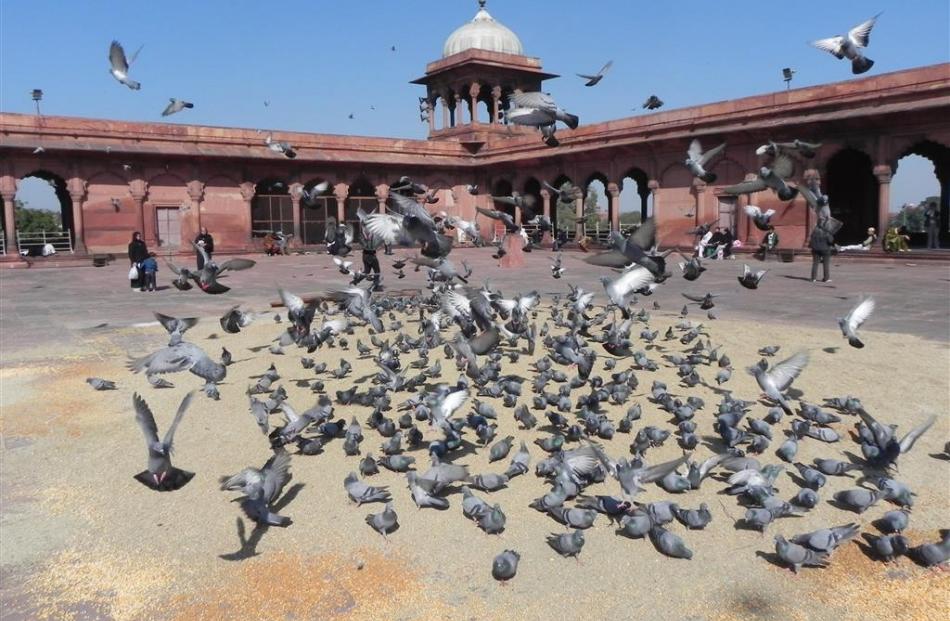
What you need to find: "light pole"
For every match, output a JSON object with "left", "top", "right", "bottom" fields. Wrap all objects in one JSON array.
[
  {"left": 782, "top": 68, "right": 795, "bottom": 91},
  {"left": 31, "top": 89, "right": 43, "bottom": 115}
]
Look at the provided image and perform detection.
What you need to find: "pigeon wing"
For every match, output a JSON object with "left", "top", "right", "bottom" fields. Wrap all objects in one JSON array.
[
  {"left": 133, "top": 392, "right": 160, "bottom": 446},
  {"left": 811, "top": 36, "right": 845, "bottom": 56},
  {"left": 767, "top": 351, "right": 809, "bottom": 392},
  {"left": 363, "top": 213, "right": 405, "bottom": 245},
  {"left": 279, "top": 288, "right": 305, "bottom": 315},
  {"left": 898, "top": 415, "right": 936, "bottom": 454},
  {"left": 162, "top": 390, "right": 195, "bottom": 449},
  {"left": 687, "top": 139, "right": 703, "bottom": 163},
  {"left": 772, "top": 155, "right": 795, "bottom": 179},
  {"left": 638, "top": 454, "right": 691, "bottom": 484},
  {"left": 845, "top": 297, "right": 875, "bottom": 333},
  {"left": 724, "top": 178, "right": 767, "bottom": 195},
  {"left": 848, "top": 14, "right": 880, "bottom": 48},
  {"left": 261, "top": 451, "right": 293, "bottom": 503},
  {"left": 698, "top": 142, "right": 726, "bottom": 167},
  {"left": 218, "top": 258, "right": 256, "bottom": 274},
  {"left": 629, "top": 218, "right": 657, "bottom": 251},
  {"left": 109, "top": 41, "right": 129, "bottom": 72}
]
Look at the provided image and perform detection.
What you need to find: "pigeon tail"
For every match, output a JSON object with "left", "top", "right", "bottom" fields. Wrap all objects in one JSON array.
[
  {"left": 852, "top": 56, "right": 874, "bottom": 75},
  {"left": 700, "top": 172, "right": 717, "bottom": 184},
  {"left": 124, "top": 79, "right": 141, "bottom": 90},
  {"left": 848, "top": 337, "right": 865, "bottom": 349},
  {"left": 561, "top": 113, "right": 580, "bottom": 130},
  {"left": 544, "top": 135, "right": 560, "bottom": 148},
  {"left": 777, "top": 187, "right": 799, "bottom": 201}
]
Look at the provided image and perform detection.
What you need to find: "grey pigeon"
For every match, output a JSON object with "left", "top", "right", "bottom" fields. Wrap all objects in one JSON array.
[
  {"left": 220, "top": 449, "right": 293, "bottom": 526},
  {"left": 492, "top": 549, "right": 520, "bottom": 581},
  {"left": 86, "top": 377, "right": 116, "bottom": 390},
  {"left": 108, "top": 40, "right": 142, "bottom": 90},
  {"left": 489, "top": 436, "right": 514, "bottom": 462},
  {"left": 365, "top": 502, "right": 398, "bottom": 539},
  {"left": 790, "top": 523, "right": 859, "bottom": 553},
  {"left": 471, "top": 473, "right": 509, "bottom": 492},
  {"left": 478, "top": 504, "right": 507, "bottom": 534},
  {"left": 837, "top": 297, "right": 875, "bottom": 348},
  {"left": 748, "top": 351, "right": 808, "bottom": 415},
  {"left": 618, "top": 511, "right": 653, "bottom": 538},
  {"left": 774, "top": 535, "right": 828, "bottom": 573},
  {"left": 649, "top": 525, "right": 693, "bottom": 559},
  {"left": 672, "top": 503, "right": 712, "bottom": 530},
  {"left": 407, "top": 472, "right": 450, "bottom": 509},
  {"left": 161, "top": 98, "right": 194, "bottom": 117},
  {"left": 875, "top": 510, "right": 910, "bottom": 534},
  {"left": 833, "top": 488, "right": 883, "bottom": 513},
  {"left": 812, "top": 13, "right": 880, "bottom": 74},
  {"left": 132, "top": 391, "right": 195, "bottom": 491},
  {"left": 908, "top": 531, "right": 950, "bottom": 567},
  {"left": 577, "top": 60, "right": 613, "bottom": 86},
  {"left": 461, "top": 486, "right": 490, "bottom": 521},
  {"left": 867, "top": 533, "right": 909, "bottom": 562},
  {"left": 344, "top": 472, "right": 391, "bottom": 505},
  {"left": 547, "top": 529, "right": 586, "bottom": 558},
  {"left": 548, "top": 506, "right": 597, "bottom": 529}
]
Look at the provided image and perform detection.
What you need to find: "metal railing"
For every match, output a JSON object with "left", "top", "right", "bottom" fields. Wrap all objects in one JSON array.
[{"left": 16, "top": 230, "right": 73, "bottom": 254}]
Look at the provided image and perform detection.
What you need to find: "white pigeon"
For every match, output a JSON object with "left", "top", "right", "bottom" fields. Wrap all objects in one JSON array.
[
  {"left": 749, "top": 351, "right": 809, "bottom": 415},
  {"left": 333, "top": 256, "right": 354, "bottom": 275},
  {"left": 838, "top": 297, "right": 875, "bottom": 349},
  {"left": 600, "top": 266, "right": 655, "bottom": 311},
  {"left": 812, "top": 13, "right": 881, "bottom": 75},
  {"left": 108, "top": 40, "right": 142, "bottom": 90},
  {"left": 685, "top": 139, "right": 726, "bottom": 183}
]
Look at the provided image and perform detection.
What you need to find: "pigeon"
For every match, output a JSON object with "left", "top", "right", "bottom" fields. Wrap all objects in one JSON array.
[
  {"left": 908, "top": 531, "right": 950, "bottom": 567},
  {"left": 774, "top": 536, "right": 829, "bottom": 573},
  {"left": 748, "top": 351, "right": 808, "bottom": 415},
  {"left": 489, "top": 436, "right": 514, "bottom": 463},
  {"left": 345, "top": 472, "right": 391, "bottom": 506},
  {"left": 833, "top": 488, "right": 883, "bottom": 513},
  {"left": 507, "top": 92, "right": 579, "bottom": 146},
  {"left": 108, "top": 40, "right": 142, "bottom": 90},
  {"left": 161, "top": 99, "right": 194, "bottom": 117},
  {"left": 876, "top": 510, "right": 910, "bottom": 534},
  {"left": 131, "top": 391, "right": 195, "bottom": 491},
  {"left": 673, "top": 503, "right": 712, "bottom": 530},
  {"left": 220, "top": 306, "right": 254, "bottom": 334},
  {"left": 838, "top": 297, "right": 875, "bottom": 348},
  {"left": 577, "top": 60, "right": 613, "bottom": 86},
  {"left": 642, "top": 95, "right": 663, "bottom": 110},
  {"left": 547, "top": 529, "right": 586, "bottom": 558},
  {"left": 86, "top": 377, "right": 116, "bottom": 390},
  {"left": 812, "top": 13, "right": 881, "bottom": 74},
  {"left": 684, "top": 139, "right": 726, "bottom": 183},
  {"left": 492, "top": 549, "right": 520, "bottom": 581},
  {"left": 478, "top": 504, "right": 507, "bottom": 534},
  {"left": 790, "top": 523, "right": 860, "bottom": 553},
  {"left": 867, "top": 533, "right": 910, "bottom": 562},
  {"left": 407, "top": 472, "right": 450, "bottom": 509},
  {"left": 365, "top": 502, "right": 399, "bottom": 539},
  {"left": 738, "top": 264, "right": 767, "bottom": 290},
  {"left": 649, "top": 525, "right": 693, "bottom": 559},
  {"left": 128, "top": 341, "right": 226, "bottom": 389},
  {"left": 220, "top": 450, "right": 293, "bottom": 526},
  {"left": 192, "top": 245, "right": 256, "bottom": 293},
  {"left": 265, "top": 133, "right": 297, "bottom": 159},
  {"left": 744, "top": 206, "right": 776, "bottom": 231},
  {"left": 855, "top": 409, "right": 936, "bottom": 469},
  {"left": 724, "top": 155, "right": 798, "bottom": 201},
  {"left": 154, "top": 312, "right": 199, "bottom": 343}
]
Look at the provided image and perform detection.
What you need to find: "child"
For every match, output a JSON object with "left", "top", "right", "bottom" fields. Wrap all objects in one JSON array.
[{"left": 141, "top": 252, "right": 159, "bottom": 292}]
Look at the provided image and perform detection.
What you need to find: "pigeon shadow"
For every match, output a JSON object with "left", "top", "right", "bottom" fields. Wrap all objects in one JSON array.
[
  {"left": 822, "top": 347, "right": 840, "bottom": 354},
  {"left": 856, "top": 535, "right": 884, "bottom": 561},
  {"left": 220, "top": 517, "right": 267, "bottom": 561},
  {"left": 827, "top": 499, "right": 865, "bottom": 514},
  {"left": 755, "top": 550, "right": 787, "bottom": 569},
  {"left": 780, "top": 275, "right": 813, "bottom": 282}
]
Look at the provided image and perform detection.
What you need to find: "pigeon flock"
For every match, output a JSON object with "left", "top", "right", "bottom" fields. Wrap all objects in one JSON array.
[{"left": 83, "top": 170, "right": 947, "bottom": 586}]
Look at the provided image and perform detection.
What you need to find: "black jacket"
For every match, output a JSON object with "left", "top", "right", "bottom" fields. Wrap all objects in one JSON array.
[
  {"left": 195, "top": 233, "right": 214, "bottom": 253},
  {"left": 128, "top": 239, "right": 149, "bottom": 263},
  {"left": 809, "top": 226, "right": 833, "bottom": 253}
]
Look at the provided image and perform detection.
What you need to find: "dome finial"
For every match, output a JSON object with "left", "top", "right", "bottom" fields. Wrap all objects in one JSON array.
[{"left": 478, "top": 0, "right": 487, "bottom": 7}]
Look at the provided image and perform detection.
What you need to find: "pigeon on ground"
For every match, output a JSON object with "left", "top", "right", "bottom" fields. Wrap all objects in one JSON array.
[
  {"left": 161, "top": 99, "right": 194, "bottom": 117},
  {"left": 812, "top": 13, "right": 881, "bottom": 74},
  {"left": 908, "top": 530, "right": 950, "bottom": 567},
  {"left": 108, "top": 40, "right": 142, "bottom": 90},
  {"left": 833, "top": 488, "right": 883, "bottom": 513},
  {"left": 790, "top": 523, "right": 860, "bottom": 553},
  {"left": 547, "top": 529, "right": 586, "bottom": 558},
  {"left": 649, "top": 525, "right": 693, "bottom": 559},
  {"left": 492, "top": 549, "right": 520, "bottom": 581},
  {"left": 774, "top": 536, "right": 828, "bottom": 573},
  {"left": 577, "top": 60, "right": 613, "bottom": 86},
  {"left": 220, "top": 450, "right": 293, "bottom": 526},
  {"left": 86, "top": 377, "right": 116, "bottom": 390},
  {"left": 365, "top": 502, "right": 399, "bottom": 539},
  {"left": 132, "top": 391, "right": 195, "bottom": 491},
  {"left": 344, "top": 472, "right": 391, "bottom": 505}
]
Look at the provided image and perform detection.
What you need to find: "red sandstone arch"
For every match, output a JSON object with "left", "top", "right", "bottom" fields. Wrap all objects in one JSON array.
[{"left": 824, "top": 147, "right": 877, "bottom": 243}]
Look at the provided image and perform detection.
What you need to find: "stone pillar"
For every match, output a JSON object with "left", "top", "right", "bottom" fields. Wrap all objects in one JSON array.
[
  {"left": 874, "top": 164, "right": 892, "bottom": 237},
  {"left": 441, "top": 91, "right": 450, "bottom": 130},
  {"left": 289, "top": 183, "right": 303, "bottom": 247},
  {"left": 607, "top": 182, "right": 621, "bottom": 232},
  {"left": 376, "top": 185, "right": 389, "bottom": 214},
  {"left": 333, "top": 184, "right": 348, "bottom": 222},
  {"left": 802, "top": 169, "right": 819, "bottom": 245},
  {"left": 739, "top": 174, "right": 758, "bottom": 242},
  {"left": 239, "top": 181, "right": 256, "bottom": 245},
  {"left": 454, "top": 92, "right": 464, "bottom": 126},
  {"left": 186, "top": 179, "right": 204, "bottom": 239},
  {"left": 129, "top": 179, "right": 152, "bottom": 246},
  {"left": 647, "top": 179, "right": 659, "bottom": 224},
  {"left": 491, "top": 86, "right": 502, "bottom": 124},
  {"left": 540, "top": 188, "right": 553, "bottom": 246},
  {"left": 573, "top": 187, "right": 585, "bottom": 241},
  {"left": 67, "top": 177, "right": 88, "bottom": 253},
  {"left": 0, "top": 175, "right": 17, "bottom": 253},
  {"left": 691, "top": 179, "right": 707, "bottom": 239},
  {"left": 469, "top": 82, "right": 481, "bottom": 126},
  {"left": 512, "top": 191, "right": 522, "bottom": 226},
  {"left": 426, "top": 99, "right": 435, "bottom": 135}
]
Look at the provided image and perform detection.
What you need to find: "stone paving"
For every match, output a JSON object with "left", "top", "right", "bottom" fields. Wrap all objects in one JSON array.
[{"left": 1, "top": 248, "right": 948, "bottom": 356}]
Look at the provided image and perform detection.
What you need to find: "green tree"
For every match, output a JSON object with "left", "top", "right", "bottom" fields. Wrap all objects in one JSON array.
[
  {"left": 583, "top": 188, "right": 602, "bottom": 228},
  {"left": 14, "top": 200, "right": 62, "bottom": 233}
]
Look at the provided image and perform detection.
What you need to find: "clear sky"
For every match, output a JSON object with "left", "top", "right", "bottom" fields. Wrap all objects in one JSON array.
[{"left": 2, "top": 0, "right": 946, "bottom": 212}]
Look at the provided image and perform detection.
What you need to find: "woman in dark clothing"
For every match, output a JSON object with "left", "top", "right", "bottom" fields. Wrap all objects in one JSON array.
[
  {"left": 809, "top": 221, "right": 834, "bottom": 283},
  {"left": 194, "top": 227, "right": 214, "bottom": 269},
  {"left": 128, "top": 232, "right": 149, "bottom": 291}
]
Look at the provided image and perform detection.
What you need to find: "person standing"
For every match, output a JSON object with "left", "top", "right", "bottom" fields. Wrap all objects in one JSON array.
[
  {"left": 194, "top": 227, "right": 214, "bottom": 269},
  {"left": 924, "top": 202, "right": 940, "bottom": 249},
  {"left": 757, "top": 226, "right": 779, "bottom": 261},
  {"left": 128, "top": 231, "right": 149, "bottom": 292},
  {"left": 808, "top": 220, "right": 835, "bottom": 283}
]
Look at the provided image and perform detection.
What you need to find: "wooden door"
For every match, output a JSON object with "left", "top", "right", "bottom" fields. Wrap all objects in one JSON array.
[{"left": 156, "top": 206, "right": 181, "bottom": 248}]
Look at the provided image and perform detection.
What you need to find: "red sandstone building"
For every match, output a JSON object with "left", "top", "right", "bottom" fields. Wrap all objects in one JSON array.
[{"left": 1, "top": 2, "right": 948, "bottom": 257}]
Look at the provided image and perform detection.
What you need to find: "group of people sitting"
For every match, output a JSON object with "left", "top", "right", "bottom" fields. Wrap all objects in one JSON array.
[{"left": 697, "top": 226, "right": 736, "bottom": 260}]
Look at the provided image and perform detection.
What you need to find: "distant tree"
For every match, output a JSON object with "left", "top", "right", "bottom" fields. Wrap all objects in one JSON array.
[
  {"left": 583, "top": 189, "right": 601, "bottom": 228},
  {"left": 619, "top": 211, "right": 642, "bottom": 226},
  {"left": 14, "top": 200, "right": 62, "bottom": 233}
]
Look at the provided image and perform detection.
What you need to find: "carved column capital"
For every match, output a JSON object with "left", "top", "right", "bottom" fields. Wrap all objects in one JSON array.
[
  {"left": 647, "top": 179, "right": 660, "bottom": 192},
  {"left": 67, "top": 177, "right": 87, "bottom": 202},
  {"left": 288, "top": 182, "right": 304, "bottom": 202},
  {"left": 239, "top": 182, "right": 256, "bottom": 202},
  {"left": 491, "top": 85, "right": 502, "bottom": 99},
  {"left": 186, "top": 179, "right": 205, "bottom": 203},
  {"left": 375, "top": 184, "right": 389, "bottom": 202},
  {"left": 128, "top": 179, "right": 149, "bottom": 201},
  {"left": 0, "top": 175, "right": 19, "bottom": 198},
  {"left": 539, "top": 188, "right": 551, "bottom": 200},
  {"left": 606, "top": 182, "right": 620, "bottom": 197},
  {"left": 873, "top": 164, "right": 893, "bottom": 184}
]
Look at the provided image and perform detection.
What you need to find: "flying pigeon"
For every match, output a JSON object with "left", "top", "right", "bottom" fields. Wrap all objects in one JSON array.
[
  {"left": 685, "top": 139, "right": 726, "bottom": 183},
  {"left": 220, "top": 449, "right": 293, "bottom": 526},
  {"left": 744, "top": 206, "right": 776, "bottom": 231},
  {"left": 837, "top": 297, "right": 875, "bottom": 348},
  {"left": 642, "top": 95, "right": 663, "bottom": 110},
  {"left": 132, "top": 391, "right": 195, "bottom": 491},
  {"left": 812, "top": 13, "right": 881, "bottom": 74},
  {"left": 748, "top": 351, "right": 809, "bottom": 415},
  {"left": 161, "top": 99, "right": 194, "bottom": 117},
  {"left": 738, "top": 264, "right": 767, "bottom": 290},
  {"left": 265, "top": 133, "right": 297, "bottom": 159},
  {"left": 577, "top": 60, "right": 613, "bottom": 86},
  {"left": 723, "top": 155, "right": 798, "bottom": 201},
  {"left": 108, "top": 40, "right": 142, "bottom": 90}
]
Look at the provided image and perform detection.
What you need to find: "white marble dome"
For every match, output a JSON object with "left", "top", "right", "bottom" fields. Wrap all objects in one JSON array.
[{"left": 442, "top": 1, "right": 524, "bottom": 58}]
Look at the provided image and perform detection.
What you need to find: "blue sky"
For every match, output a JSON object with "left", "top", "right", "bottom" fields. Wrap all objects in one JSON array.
[{"left": 2, "top": 0, "right": 946, "bottom": 212}]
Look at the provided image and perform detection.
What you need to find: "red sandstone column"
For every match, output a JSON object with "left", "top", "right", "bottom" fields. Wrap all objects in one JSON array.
[
  {"left": 0, "top": 175, "right": 17, "bottom": 253},
  {"left": 67, "top": 177, "right": 87, "bottom": 254},
  {"left": 186, "top": 180, "right": 204, "bottom": 244},
  {"left": 469, "top": 82, "right": 481, "bottom": 126},
  {"left": 376, "top": 185, "right": 389, "bottom": 214},
  {"left": 540, "top": 188, "right": 553, "bottom": 246},
  {"left": 333, "top": 185, "right": 348, "bottom": 222},
  {"left": 802, "top": 169, "right": 819, "bottom": 246},
  {"left": 289, "top": 183, "right": 303, "bottom": 248},
  {"left": 573, "top": 187, "right": 584, "bottom": 242},
  {"left": 454, "top": 92, "right": 464, "bottom": 126},
  {"left": 607, "top": 183, "right": 621, "bottom": 232},
  {"left": 512, "top": 191, "right": 522, "bottom": 226},
  {"left": 239, "top": 181, "right": 256, "bottom": 247},
  {"left": 441, "top": 91, "right": 450, "bottom": 130},
  {"left": 648, "top": 179, "right": 659, "bottom": 224},
  {"left": 491, "top": 86, "right": 502, "bottom": 124},
  {"left": 129, "top": 179, "right": 152, "bottom": 246},
  {"left": 874, "top": 165, "right": 892, "bottom": 237},
  {"left": 739, "top": 173, "right": 758, "bottom": 242}
]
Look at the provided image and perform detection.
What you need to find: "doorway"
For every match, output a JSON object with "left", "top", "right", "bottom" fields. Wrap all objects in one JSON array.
[{"left": 156, "top": 206, "right": 182, "bottom": 248}]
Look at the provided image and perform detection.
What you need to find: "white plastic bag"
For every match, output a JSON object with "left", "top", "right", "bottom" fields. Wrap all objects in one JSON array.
[{"left": 129, "top": 264, "right": 139, "bottom": 280}]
